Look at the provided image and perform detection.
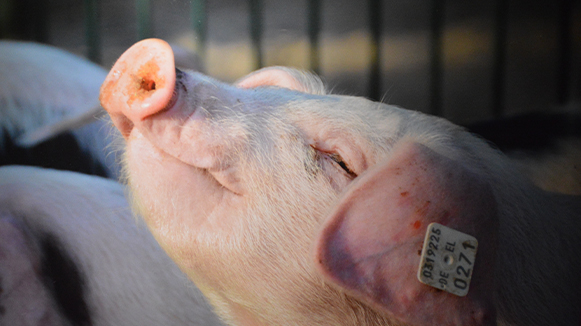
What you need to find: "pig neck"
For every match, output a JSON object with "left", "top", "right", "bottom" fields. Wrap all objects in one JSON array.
[{"left": 495, "top": 186, "right": 581, "bottom": 326}]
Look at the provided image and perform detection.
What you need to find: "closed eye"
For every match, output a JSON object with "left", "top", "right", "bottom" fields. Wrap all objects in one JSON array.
[
  {"left": 309, "top": 145, "right": 357, "bottom": 179},
  {"left": 326, "top": 153, "right": 356, "bottom": 178}
]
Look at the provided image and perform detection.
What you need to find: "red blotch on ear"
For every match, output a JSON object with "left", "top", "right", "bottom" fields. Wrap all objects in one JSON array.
[{"left": 315, "top": 141, "right": 498, "bottom": 326}]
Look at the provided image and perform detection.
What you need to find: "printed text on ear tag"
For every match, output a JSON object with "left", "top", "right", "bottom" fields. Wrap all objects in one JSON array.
[{"left": 417, "top": 222, "right": 478, "bottom": 297}]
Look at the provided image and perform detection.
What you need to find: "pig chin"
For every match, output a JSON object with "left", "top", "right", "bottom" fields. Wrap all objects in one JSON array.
[{"left": 121, "top": 131, "right": 242, "bottom": 246}]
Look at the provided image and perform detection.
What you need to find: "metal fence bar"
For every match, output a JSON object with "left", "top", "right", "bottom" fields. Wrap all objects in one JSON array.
[
  {"left": 136, "top": 0, "right": 152, "bottom": 40},
  {"left": 0, "top": 0, "right": 13, "bottom": 38},
  {"left": 191, "top": 0, "right": 207, "bottom": 68},
  {"left": 84, "top": 0, "right": 101, "bottom": 64},
  {"left": 557, "top": 0, "right": 572, "bottom": 105},
  {"left": 18, "top": 0, "right": 49, "bottom": 42},
  {"left": 492, "top": 0, "right": 508, "bottom": 118},
  {"left": 429, "top": 0, "right": 444, "bottom": 116},
  {"left": 249, "top": 0, "right": 263, "bottom": 70},
  {"left": 368, "top": 0, "right": 382, "bottom": 101},
  {"left": 307, "top": 0, "right": 321, "bottom": 74}
]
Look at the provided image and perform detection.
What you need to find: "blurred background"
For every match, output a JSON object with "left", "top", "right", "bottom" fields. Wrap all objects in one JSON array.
[{"left": 0, "top": 0, "right": 579, "bottom": 125}]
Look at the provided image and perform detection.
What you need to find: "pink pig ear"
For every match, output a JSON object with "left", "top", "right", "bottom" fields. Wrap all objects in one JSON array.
[
  {"left": 314, "top": 141, "right": 499, "bottom": 326},
  {"left": 235, "top": 67, "right": 323, "bottom": 94}
]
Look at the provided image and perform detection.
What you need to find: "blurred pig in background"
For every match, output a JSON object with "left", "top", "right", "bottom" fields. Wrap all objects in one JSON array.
[
  {"left": 100, "top": 39, "right": 580, "bottom": 326},
  {"left": 0, "top": 41, "right": 119, "bottom": 178},
  {"left": 0, "top": 166, "right": 224, "bottom": 326}
]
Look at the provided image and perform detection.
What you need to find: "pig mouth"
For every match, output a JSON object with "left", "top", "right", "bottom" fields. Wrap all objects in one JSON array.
[
  {"left": 129, "top": 77, "right": 243, "bottom": 195},
  {"left": 155, "top": 69, "right": 185, "bottom": 116}
]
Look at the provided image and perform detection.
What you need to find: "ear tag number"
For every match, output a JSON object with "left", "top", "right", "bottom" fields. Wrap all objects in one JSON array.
[{"left": 417, "top": 222, "right": 478, "bottom": 297}]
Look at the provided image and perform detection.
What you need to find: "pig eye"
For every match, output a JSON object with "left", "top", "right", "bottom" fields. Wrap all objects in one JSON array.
[
  {"left": 309, "top": 145, "right": 356, "bottom": 179},
  {"left": 327, "top": 153, "right": 356, "bottom": 178}
]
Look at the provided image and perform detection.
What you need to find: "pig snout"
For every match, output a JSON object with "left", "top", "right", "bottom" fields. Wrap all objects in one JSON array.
[
  {"left": 101, "top": 38, "right": 243, "bottom": 173},
  {"left": 100, "top": 39, "right": 176, "bottom": 137}
]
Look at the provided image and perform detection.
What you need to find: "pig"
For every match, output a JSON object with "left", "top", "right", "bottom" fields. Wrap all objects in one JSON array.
[
  {"left": 100, "top": 39, "right": 581, "bottom": 326},
  {"left": 0, "top": 165, "right": 224, "bottom": 326},
  {"left": 0, "top": 41, "right": 122, "bottom": 178}
]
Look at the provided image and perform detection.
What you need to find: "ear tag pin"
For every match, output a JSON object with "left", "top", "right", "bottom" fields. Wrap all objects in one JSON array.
[{"left": 417, "top": 222, "right": 478, "bottom": 297}]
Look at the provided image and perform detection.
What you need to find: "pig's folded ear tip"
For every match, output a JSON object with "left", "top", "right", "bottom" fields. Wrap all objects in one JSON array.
[{"left": 235, "top": 66, "right": 324, "bottom": 94}]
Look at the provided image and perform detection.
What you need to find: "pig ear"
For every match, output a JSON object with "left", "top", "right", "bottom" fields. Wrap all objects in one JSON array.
[
  {"left": 16, "top": 106, "right": 104, "bottom": 147},
  {"left": 314, "top": 141, "right": 498, "bottom": 326},
  {"left": 235, "top": 67, "right": 325, "bottom": 94}
]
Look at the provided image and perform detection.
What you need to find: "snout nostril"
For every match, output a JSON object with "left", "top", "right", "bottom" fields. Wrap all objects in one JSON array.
[
  {"left": 128, "top": 59, "right": 164, "bottom": 106},
  {"left": 100, "top": 38, "right": 176, "bottom": 129},
  {"left": 140, "top": 77, "right": 156, "bottom": 91}
]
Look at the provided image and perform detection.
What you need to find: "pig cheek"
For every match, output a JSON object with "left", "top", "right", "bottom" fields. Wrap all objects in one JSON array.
[
  {"left": 140, "top": 107, "right": 246, "bottom": 171},
  {"left": 124, "top": 132, "right": 246, "bottom": 273}
]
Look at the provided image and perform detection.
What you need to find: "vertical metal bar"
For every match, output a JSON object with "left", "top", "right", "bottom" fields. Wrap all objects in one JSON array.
[
  {"left": 136, "top": 0, "right": 152, "bottom": 40},
  {"left": 1, "top": 0, "right": 47, "bottom": 41},
  {"left": 307, "top": 0, "right": 321, "bottom": 74},
  {"left": 492, "top": 0, "right": 508, "bottom": 118},
  {"left": 33, "top": 0, "right": 49, "bottom": 43},
  {"left": 557, "top": 0, "right": 572, "bottom": 105},
  {"left": 249, "top": 0, "right": 263, "bottom": 69},
  {"left": 84, "top": 0, "right": 101, "bottom": 64},
  {"left": 25, "top": 0, "right": 49, "bottom": 42},
  {"left": 429, "top": 0, "right": 444, "bottom": 116},
  {"left": 191, "top": 0, "right": 207, "bottom": 68},
  {"left": 0, "top": 0, "right": 13, "bottom": 38},
  {"left": 368, "top": 0, "right": 381, "bottom": 101}
]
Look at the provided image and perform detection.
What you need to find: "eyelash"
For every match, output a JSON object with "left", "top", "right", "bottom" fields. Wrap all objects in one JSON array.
[
  {"left": 327, "top": 153, "right": 356, "bottom": 177},
  {"left": 309, "top": 145, "right": 357, "bottom": 178}
]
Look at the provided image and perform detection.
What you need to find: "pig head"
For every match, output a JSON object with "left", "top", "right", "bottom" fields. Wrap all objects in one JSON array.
[{"left": 100, "top": 39, "right": 581, "bottom": 326}]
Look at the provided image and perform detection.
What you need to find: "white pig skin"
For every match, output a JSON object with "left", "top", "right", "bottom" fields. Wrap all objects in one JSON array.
[
  {"left": 100, "top": 39, "right": 581, "bottom": 326},
  {"left": 0, "top": 166, "right": 224, "bottom": 326}
]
